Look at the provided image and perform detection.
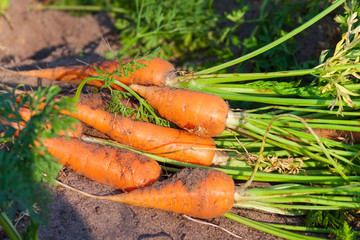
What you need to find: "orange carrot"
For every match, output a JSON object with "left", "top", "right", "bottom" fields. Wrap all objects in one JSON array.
[
  {"left": 3, "top": 57, "right": 175, "bottom": 90},
  {"left": 44, "top": 137, "right": 161, "bottom": 191},
  {"left": 62, "top": 103, "right": 228, "bottom": 166},
  {"left": 60, "top": 168, "right": 235, "bottom": 219},
  {"left": 129, "top": 84, "right": 231, "bottom": 136}
]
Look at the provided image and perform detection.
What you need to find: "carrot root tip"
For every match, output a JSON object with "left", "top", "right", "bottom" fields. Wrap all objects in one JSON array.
[
  {"left": 164, "top": 70, "right": 181, "bottom": 87},
  {"left": 225, "top": 110, "right": 241, "bottom": 130},
  {"left": 212, "top": 150, "right": 229, "bottom": 165}
]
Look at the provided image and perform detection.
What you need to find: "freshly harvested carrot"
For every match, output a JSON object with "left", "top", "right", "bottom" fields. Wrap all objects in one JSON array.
[
  {"left": 129, "top": 84, "right": 232, "bottom": 136},
  {"left": 2, "top": 57, "right": 175, "bottom": 90},
  {"left": 62, "top": 103, "right": 228, "bottom": 166},
  {"left": 59, "top": 168, "right": 235, "bottom": 219},
  {"left": 44, "top": 137, "right": 161, "bottom": 191}
]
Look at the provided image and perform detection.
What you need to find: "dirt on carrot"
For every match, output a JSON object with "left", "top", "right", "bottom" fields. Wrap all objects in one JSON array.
[
  {"left": 61, "top": 103, "right": 226, "bottom": 166},
  {"left": 162, "top": 168, "right": 211, "bottom": 192},
  {"left": 2, "top": 57, "right": 176, "bottom": 90},
  {"left": 44, "top": 137, "right": 162, "bottom": 191},
  {"left": 60, "top": 168, "right": 235, "bottom": 219},
  {"left": 129, "top": 84, "right": 230, "bottom": 136}
]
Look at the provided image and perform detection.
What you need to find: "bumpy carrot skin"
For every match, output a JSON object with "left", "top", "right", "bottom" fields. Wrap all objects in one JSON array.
[
  {"left": 63, "top": 104, "right": 219, "bottom": 166},
  {"left": 129, "top": 84, "right": 229, "bottom": 136},
  {"left": 103, "top": 168, "right": 235, "bottom": 219},
  {"left": 44, "top": 137, "right": 161, "bottom": 191},
  {"left": 12, "top": 57, "right": 175, "bottom": 90}
]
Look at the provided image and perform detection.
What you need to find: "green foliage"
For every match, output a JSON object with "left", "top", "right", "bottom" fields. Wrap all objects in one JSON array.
[
  {"left": 112, "top": 0, "right": 221, "bottom": 70},
  {"left": 0, "top": 85, "right": 77, "bottom": 233},
  {"left": 0, "top": 0, "right": 9, "bottom": 15},
  {"left": 305, "top": 210, "right": 347, "bottom": 229},
  {"left": 21, "top": 219, "right": 39, "bottom": 240},
  {"left": 318, "top": 1, "right": 360, "bottom": 114},
  {"left": 45, "top": 0, "right": 223, "bottom": 71},
  {"left": 306, "top": 210, "right": 359, "bottom": 240},
  {"left": 242, "top": 80, "right": 332, "bottom": 98},
  {"left": 305, "top": 210, "right": 360, "bottom": 239},
  {"left": 334, "top": 0, "right": 360, "bottom": 34},
  {"left": 44, "top": 0, "right": 336, "bottom": 73},
  {"left": 234, "top": 0, "right": 331, "bottom": 72},
  {"left": 330, "top": 221, "right": 357, "bottom": 240},
  {"left": 74, "top": 49, "right": 169, "bottom": 126}
]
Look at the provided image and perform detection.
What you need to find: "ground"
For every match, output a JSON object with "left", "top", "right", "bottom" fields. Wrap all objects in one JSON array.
[{"left": 0, "top": 0, "right": 334, "bottom": 239}]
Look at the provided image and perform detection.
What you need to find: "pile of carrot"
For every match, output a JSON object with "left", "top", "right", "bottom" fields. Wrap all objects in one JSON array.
[
  {"left": 1, "top": 57, "right": 240, "bottom": 220},
  {"left": 8, "top": 56, "right": 359, "bottom": 222}
]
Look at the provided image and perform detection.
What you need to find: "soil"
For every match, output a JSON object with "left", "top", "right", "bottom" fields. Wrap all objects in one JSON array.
[{"left": 0, "top": 1, "right": 338, "bottom": 239}]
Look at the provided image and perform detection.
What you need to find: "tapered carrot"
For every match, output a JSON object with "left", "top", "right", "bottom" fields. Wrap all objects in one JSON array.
[
  {"left": 2, "top": 57, "right": 175, "bottom": 90},
  {"left": 44, "top": 137, "right": 161, "bottom": 191},
  {"left": 58, "top": 168, "right": 235, "bottom": 219},
  {"left": 129, "top": 84, "right": 232, "bottom": 136},
  {"left": 62, "top": 103, "right": 228, "bottom": 166}
]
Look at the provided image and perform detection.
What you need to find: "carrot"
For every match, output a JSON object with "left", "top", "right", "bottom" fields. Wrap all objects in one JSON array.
[
  {"left": 62, "top": 103, "right": 228, "bottom": 166},
  {"left": 2, "top": 57, "right": 175, "bottom": 90},
  {"left": 44, "top": 137, "right": 161, "bottom": 191},
  {"left": 129, "top": 84, "right": 231, "bottom": 136},
  {"left": 58, "top": 168, "right": 235, "bottom": 219}
]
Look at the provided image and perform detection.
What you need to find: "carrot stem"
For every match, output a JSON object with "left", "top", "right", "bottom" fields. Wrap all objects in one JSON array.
[
  {"left": 0, "top": 211, "right": 22, "bottom": 240},
  {"left": 80, "top": 135, "right": 360, "bottom": 185},
  {"left": 245, "top": 106, "right": 360, "bottom": 116},
  {"left": 187, "top": 84, "right": 347, "bottom": 107},
  {"left": 224, "top": 212, "right": 324, "bottom": 240}
]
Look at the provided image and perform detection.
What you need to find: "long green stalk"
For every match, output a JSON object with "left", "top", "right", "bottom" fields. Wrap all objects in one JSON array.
[
  {"left": 224, "top": 212, "right": 325, "bottom": 240},
  {"left": 81, "top": 135, "right": 360, "bottom": 184},
  {"left": 243, "top": 113, "right": 360, "bottom": 125},
  {"left": 257, "top": 195, "right": 360, "bottom": 204},
  {"left": 266, "top": 223, "right": 330, "bottom": 234},
  {"left": 196, "top": 0, "right": 346, "bottom": 74},
  {"left": 246, "top": 106, "right": 360, "bottom": 116},
  {"left": 244, "top": 185, "right": 360, "bottom": 197},
  {"left": 0, "top": 211, "right": 22, "bottom": 240},
  {"left": 188, "top": 84, "right": 360, "bottom": 107}
]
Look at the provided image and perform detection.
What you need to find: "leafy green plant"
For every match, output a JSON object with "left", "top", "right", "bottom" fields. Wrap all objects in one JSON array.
[
  {"left": 41, "top": 0, "right": 224, "bottom": 70},
  {"left": 231, "top": 0, "right": 333, "bottom": 73},
  {"left": 0, "top": 85, "right": 77, "bottom": 239},
  {"left": 318, "top": 2, "right": 360, "bottom": 114}
]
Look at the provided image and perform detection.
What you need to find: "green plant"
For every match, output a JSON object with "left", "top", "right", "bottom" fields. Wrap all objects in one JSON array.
[
  {"left": 73, "top": 49, "right": 169, "bottom": 126},
  {"left": 0, "top": 85, "right": 77, "bottom": 239},
  {"left": 233, "top": 0, "right": 332, "bottom": 73},
  {"left": 0, "top": 0, "right": 9, "bottom": 15},
  {"left": 41, "top": 0, "right": 224, "bottom": 71}
]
